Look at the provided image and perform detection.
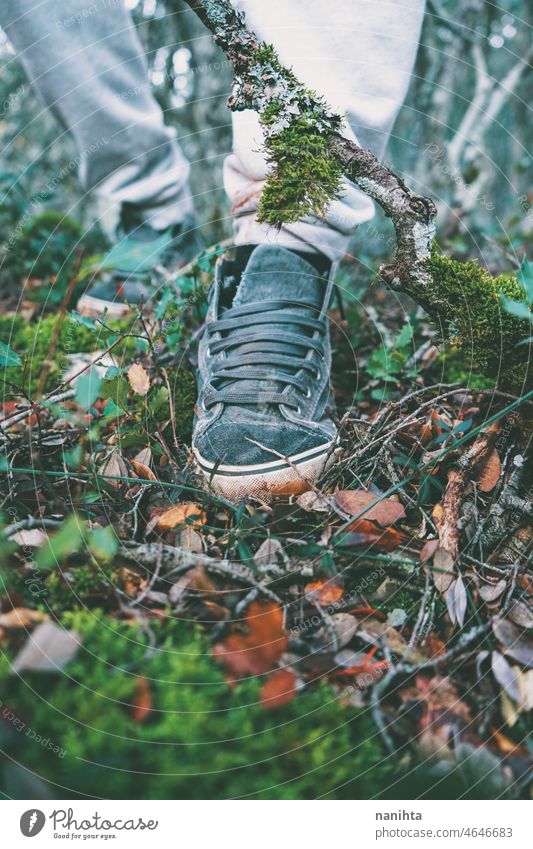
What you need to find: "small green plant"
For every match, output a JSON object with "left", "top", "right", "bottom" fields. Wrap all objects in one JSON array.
[{"left": 365, "top": 321, "right": 418, "bottom": 400}]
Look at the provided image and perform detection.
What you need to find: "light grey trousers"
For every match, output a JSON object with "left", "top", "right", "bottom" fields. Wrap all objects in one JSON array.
[{"left": 1, "top": 0, "right": 425, "bottom": 260}]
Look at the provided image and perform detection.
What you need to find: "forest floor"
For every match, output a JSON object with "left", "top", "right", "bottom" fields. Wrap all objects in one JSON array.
[{"left": 0, "top": 235, "right": 532, "bottom": 800}]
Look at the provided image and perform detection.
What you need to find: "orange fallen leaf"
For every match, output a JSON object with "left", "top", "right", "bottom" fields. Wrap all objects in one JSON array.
[
  {"left": 335, "top": 489, "right": 406, "bottom": 527},
  {"left": 475, "top": 448, "right": 501, "bottom": 493},
  {"left": 130, "top": 447, "right": 157, "bottom": 481},
  {"left": 127, "top": 363, "right": 150, "bottom": 396},
  {"left": 131, "top": 677, "right": 152, "bottom": 723},
  {"left": 342, "top": 519, "right": 406, "bottom": 551},
  {"left": 156, "top": 502, "right": 207, "bottom": 531},
  {"left": 432, "top": 502, "right": 445, "bottom": 528},
  {"left": 260, "top": 668, "right": 297, "bottom": 710},
  {"left": 304, "top": 579, "right": 343, "bottom": 606},
  {"left": 213, "top": 600, "right": 288, "bottom": 680},
  {"left": 130, "top": 459, "right": 157, "bottom": 481}
]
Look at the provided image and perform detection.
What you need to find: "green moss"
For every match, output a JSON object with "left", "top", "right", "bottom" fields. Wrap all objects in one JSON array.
[
  {"left": 43, "top": 563, "right": 117, "bottom": 611},
  {"left": 259, "top": 117, "right": 343, "bottom": 225},
  {"left": 434, "top": 345, "right": 496, "bottom": 389},
  {"left": 427, "top": 250, "right": 532, "bottom": 387},
  {"left": 171, "top": 367, "right": 197, "bottom": 439},
  {"left": 0, "top": 313, "right": 132, "bottom": 397},
  {"left": 236, "top": 41, "right": 344, "bottom": 226},
  {"left": 0, "top": 613, "right": 391, "bottom": 799}
]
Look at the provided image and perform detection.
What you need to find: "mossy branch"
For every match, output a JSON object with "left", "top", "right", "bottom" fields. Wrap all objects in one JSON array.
[{"left": 185, "top": 0, "right": 531, "bottom": 388}]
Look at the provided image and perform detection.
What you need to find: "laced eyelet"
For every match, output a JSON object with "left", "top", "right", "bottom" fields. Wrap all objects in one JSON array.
[
  {"left": 305, "top": 387, "right": 311, "bottom": 398},
  {"left": 314, "top": 369, "right": 321, "bottom": 380},
  {"left": 295, "top": 405, "right": 302, "bottom": 415}
]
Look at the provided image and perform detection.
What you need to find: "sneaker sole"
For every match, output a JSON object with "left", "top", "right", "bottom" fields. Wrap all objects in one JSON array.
[{"left": 193, "top": 440, "right": 338, "bottom": 502}]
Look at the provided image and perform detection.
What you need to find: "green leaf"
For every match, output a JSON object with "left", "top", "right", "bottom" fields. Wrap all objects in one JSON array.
[
  {"left": 517, "top": 257, "right": 533, "bottom": 304},
  {"left": 394, "top": 322, "right": 414, "bottom": 349},
  {"left": 102, "top": 374, "right": 130, "bottom": 408},
  {"left": 100, "top": 398, "right": 126, "bottom": 423},
  {"left": 0, "top": 341, "right": 22, "bottom": 367},
  {"left": 148, "top": 386, "right": 169, "bottom": 417},
  {"left": 88, "top": 525, "right": 118, "bottom": 561},
  {"left": 62, "top": 444, "right": 82, "bottom": 469},
  {"left": 75, "top": 368, "right": 102, "bottom": 410},
  {"left": 36, "top": 515, "right": 86, "bottom": 570},
  {"left": 69, "top": 310, "right": 97, "bottom": 330},
  {"left": 501, "top": 294, "right": 531, "bottom": 320}
]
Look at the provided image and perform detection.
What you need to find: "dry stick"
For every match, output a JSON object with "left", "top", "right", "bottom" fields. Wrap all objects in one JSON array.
[
  {"left": 120, "top": 542, "right": 283, "bottom": 604},
  {"left": 0, "top": 389, "right": 76, "bottom": 431},
  {"left": 433, "top": 423, "right": 500, "bottom": 593}
]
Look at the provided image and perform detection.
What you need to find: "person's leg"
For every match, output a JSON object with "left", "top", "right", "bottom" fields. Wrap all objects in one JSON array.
[
  {"left": 0, "top": 0, "right": 192, "bottom": 229},
  {"left": 225, "top": 0, "right": 426, "bottom": 260},
  {"left": 193, "top": 0, "right": 425, "bottom": 498}
]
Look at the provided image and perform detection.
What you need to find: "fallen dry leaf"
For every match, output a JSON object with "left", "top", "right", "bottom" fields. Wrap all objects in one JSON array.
[
  {"left": 420, "top": 538, "right": 439, "bottom": 563},
  {"left": 508, "top": 600, "right": 533, "bottom": 630},
  {"left": 260, "top": 668, "right": 297, "bottom": 710},
  {"left": 254, "top": 537, "right": 284, "bottom": 568},
  {"left": 304, "top": 579, "right": 343, "bottom": 606},
  {"left": 330, "top": 613, "right": 359, "bottom": 647},
  {"left": 99, "top": 451, "right": 129, "bottom": 488},
  {"left": 11, "top": 621, "right": 81, "bottom": 673},
  {"left": 131, "top": 677, "right": 153, "bottom": 723},
  {"left": 156, "top": 503, "right": 206, "bottom": 532},
  {"left": 9, "top": 529, "right": 48, "bottom": 548},
  {"left": 492, "top": 616, "right": 533, "bottom": 669},
  {"left": 130, "top": 447, "right": 157, "bottom": 481},
  {"left": 430, "top": 547, "right": 455, "bottom": 593},
  {"left": 169, "top": 566, "right": 215, "bottom": 606},
  {"left": 475, "top": 448, "right": 501, "bottom": 493},
  {"left": 127, "top": 363, "right": 150, "bottom": 396},
  {"left": 342, "top": 521, "right": 406, "bottom": 551},
  {"left": 213, "top": 600, "right": 288, "bottom": 680},
  {"left": 517, "top": 668, "right": 533, "bottom": 710},
  {"left": 445, "top": 576, "right": 467, "bottom": 627},
  {"left": 296, "top": 491, "right": 331, "bottom": 512},
  {"left": 492, "top": 651, "right": 523, "bottom": 706},
  {"left": 335, "top": 489, "right": 406, "bottom": 527},
  {"left": 479, "top": 579, "right": 507, "bottom": 603}
]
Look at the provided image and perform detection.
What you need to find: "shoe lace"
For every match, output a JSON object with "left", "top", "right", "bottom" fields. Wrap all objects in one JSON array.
[{"left": 204, "top": 299, "right": 326, "bottom": 411}]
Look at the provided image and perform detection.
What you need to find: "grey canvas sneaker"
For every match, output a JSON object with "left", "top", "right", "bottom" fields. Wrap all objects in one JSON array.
[
  {"left": 192, "top": 244, "right": 339, "bottom": 501},
  {"left": 77, "top": 207, "right": 203, "bottom": 318}
]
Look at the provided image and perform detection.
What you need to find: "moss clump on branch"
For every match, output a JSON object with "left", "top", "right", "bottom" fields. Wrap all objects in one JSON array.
[
  {"left": 259, "top": 114, "right": 344, "bottom": 225},
  {"left": 427, "top": 250, "right": 531, "bottom": 386},
  {"left": 232, "top": 41, "right": 344, "bottom": 225}
]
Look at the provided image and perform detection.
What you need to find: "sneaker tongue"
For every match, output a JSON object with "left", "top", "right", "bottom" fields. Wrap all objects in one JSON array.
[
  {"left": 233, "top": 245, "right": 323, "bottom": 309},
  {"left": 217, "top": 246, "right": 325, "bottom": 415}
]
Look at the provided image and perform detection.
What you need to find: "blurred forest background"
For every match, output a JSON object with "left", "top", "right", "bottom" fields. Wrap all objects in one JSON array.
[
  {"left": 0, "top": 0, "right": 531, "bottom": 292},
  {"left": 0, "top": 0, "right": 531, "bottom": 802}
]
